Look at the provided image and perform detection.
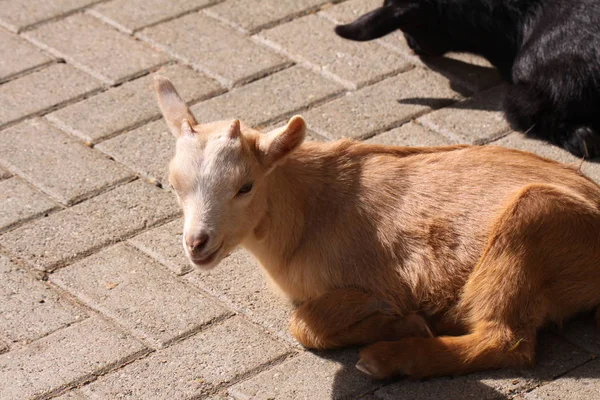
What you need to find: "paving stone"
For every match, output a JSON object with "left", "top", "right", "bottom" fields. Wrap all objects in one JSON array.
[
  {"left": 186, "top": 248, "right": 295, "bottom": 343},
  {"left": 52, "top": 244, "right": 230, "bottom": 348},
  {"left": 82, "top": 316, "right": 291, "bottom": 399},
  {"left": 559, "top": 317, "right": 600, "bottom": 355},
  {"left": 0, "top": 63, "right": 101, "bottom": 127},
  {"left": 0, "top": 254, "right": 84, "bottom": 344},
  {"left": 0, "top": 29, "right": 53, "bottom": 83},
  {"left": 0, "top": 317, "right": 148, "bottom": 400},
  {"left": 0, "top": 180, "right": 179, "bottom": 272},
  {"left": 0, "top": 177, "right": 59, "bottom": 232},
  {"left": 0, "top": 118, "right": 133, "bottom": 205},
  {"left": 257, "top": 14, "right": 410, "bottom": 90},
  {"left": 206, "top": 0, "right": 326, "bottom": 34},
  {"left": 320, "top": 0, "right": 501, "bottom": 94},
  {"left": 0, "top": 0, "right": 100, "bottom": 32},
  {"left": 96, "top": 119, "right": 173, "bottom": 185},
  {"left": 128, "top": 218, "right": 190, "bottom": 275},
  {"left": 494, "top": 133, "right": 600, "bottom": 184},
  {"left": 89, "top": 0, "right": 218, "bottom": 34},
  {"left": 47, "top": 64, "right": 222, "bottom": 144},
  {"left": 303, "top": 67, "right": 462, "bottom": 140},
  {"left": 418, "top": 85, "right": 510, "bottom": 144},
  {"left": 375, "top": 333, "right": 592, "bottom": 400},
  {"left": 138, "top": 12, "right": 290, "bottom": 88},
  {"left": 190, "top": 65, "right": 344, "bottom": 126},
  {"left": 25, "top": 14, "right": 169, "bottom": 85},
  {"left": 229, "top": 349, "right": 377, "bottom": 400},
  {"left": 523, "top": 359, "right": 600, "bottom": 400},
  {"left": 365, "top": 122, "right": 452, "bottom": 146}
]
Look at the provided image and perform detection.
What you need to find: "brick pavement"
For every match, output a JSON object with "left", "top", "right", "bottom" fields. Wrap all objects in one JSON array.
[{"left": 0, "top": 1, "right": 598, "bottom": 399}]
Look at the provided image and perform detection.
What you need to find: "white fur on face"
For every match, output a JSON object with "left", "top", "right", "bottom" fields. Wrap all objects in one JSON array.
[{"left": 170, "top": 128, "right": 262, "bottom": 269}]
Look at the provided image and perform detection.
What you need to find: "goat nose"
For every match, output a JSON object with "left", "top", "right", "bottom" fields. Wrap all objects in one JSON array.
[{"left": 186, "top": 232, "right": 209, "bottom": 252}]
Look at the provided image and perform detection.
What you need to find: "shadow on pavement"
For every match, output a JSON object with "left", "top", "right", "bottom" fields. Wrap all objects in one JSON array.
[{"left": 311, "top": 315, "right": 600, "bottom": 399}]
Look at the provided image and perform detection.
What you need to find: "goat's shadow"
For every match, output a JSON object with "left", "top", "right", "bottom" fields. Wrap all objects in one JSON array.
[{"left": 318, "top": 315, "right": 599, "bottom": 399}]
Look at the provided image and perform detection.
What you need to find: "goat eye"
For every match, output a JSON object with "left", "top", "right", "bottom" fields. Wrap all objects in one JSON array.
[{"left": 237, "top": 182, "right": 253, "bottom": 196}]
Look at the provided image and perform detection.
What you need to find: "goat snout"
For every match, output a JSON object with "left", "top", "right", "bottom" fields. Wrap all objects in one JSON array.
[{"left": 185, "top": 232, "right": 209, "bottom": 254}]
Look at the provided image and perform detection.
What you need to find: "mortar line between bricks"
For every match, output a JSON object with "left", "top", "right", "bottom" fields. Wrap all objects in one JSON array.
[
  {"left": 21, "top": 31, "right": 172, "bottom": 85},
  {"left": 140, "top": 241, "right": 304, "bottom": 349},
  {"left": 3, "top": 181, "right": 185, "bottom": 274},
  {"left": 0, "top": 59, "right": 57, "bottom": 85},
  {"left": 0, "top": 155, "right": 137, "bottom": 207},
  {"left": 50, "top": 241, "right": 239, "bottom": 350},
  {"left": 86, "top": 0, "right": 228, "bottom": 35},
  {"left": 73, "top": 87, "right": 227, "bottom": 146},
  {"left": 134, "top": 29, "right": 295, "bottom": 90},
  {"left": 517, "top": 355, "right": 599, "bottom": 398},
  {"left": 193, "top": 351, "right": 299, "bottom": 400},
  {"left": 0, "top": 84, "right": 104, "bottom": 131},
  {"left": 0, "top": 204, "right": 63, "bottom": 236},
  {"left": 3, "top": 1, "right": 109, "bottom": 34},
  {"left": 203, "top": 3, "right": 328, "bottom": 36},
  {"left": 251, "top": 34, "right": 414, "bottom": 91}
]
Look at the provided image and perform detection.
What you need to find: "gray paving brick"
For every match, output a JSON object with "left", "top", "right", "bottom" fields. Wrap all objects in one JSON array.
[
  {"left": 206, "top": 0, "right": 326, "bottom": 34},
  {"left": 82, "top": 316, "right": 291, "bottom": 399},
  {"left": 47, "top": 64, "right": 222, "bottom": 143},
  {"left": 190, "top": 65, "right": 344, "bottom": 126},
  {"left": 320, "top": 0, "right": 501, "bottom": 94},
  {"left": 128, "top": 218, "right": 190, "bottom": 275},
  {"left": 523, "top": 359, "right": 600, "bottom": 400},
  {"left": 0, "top": 118, "right": 133, "bottom": 205},
  {"left": 0, "top": 0, "right": 100, "bottom": 32},
  {"left": 52, "top": 243, "right": 230, "bottom": 348},
  {"left": 96, "top": 119, "right": 173, "bottom": 185},
  {"left": 375, "top": 334, "right": 592, "bottom": 400},
  {"left": 257, "top": 14, "right": 410, "bottom": 89},
  {"left": 89, "top": 0, "right": 218, "bottom": 34},
  {"left": 365, "top": 122, "right": 452, "bottom": 146},
  {"left": 418, "top": 85, "right": 510, "bottom": 144},
  {"left": 0, "top": 180, "right": 179, "bottom": 272},
  {"left": 0, "top": 317, "right": 148, "bottom": 400},
  {"left": 0, "top": 254, "right": 84, "bottom": 344},
  {"left": 0, "top": 63, "right": 101, "bottom": 127},
  {"left": 0, "top": 177, "right": 59, "bottom": 232},
  {"left": 0, "top": 29, "right": 53, "bottom": 83},
  {"left": 229, "top": 350, "right": 377, "bottom": 400},
  {"left": 138, "top": 12, "right": 290, "bottom": 88},
  {"left": 493, "top": 133, "right": 600, "bottom": 184},
  {"left": 186, "top": 248, "right": 294, "bottom": 342},
  {"left": 24, "top": 14, "right": 169, "bottom": 85},
  {"left": 304, "top": 67, "right": 462, "bottom": 139}
]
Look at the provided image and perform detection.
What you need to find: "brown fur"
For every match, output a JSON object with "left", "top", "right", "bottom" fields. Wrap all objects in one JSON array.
[{"left": 154, "top": 76, "right": 600, "bottom": 380}]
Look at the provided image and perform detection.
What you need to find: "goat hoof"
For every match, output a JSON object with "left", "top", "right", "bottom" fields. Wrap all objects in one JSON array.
[{"left": 357, "top": 342, "right": 413, "bottom": 380}]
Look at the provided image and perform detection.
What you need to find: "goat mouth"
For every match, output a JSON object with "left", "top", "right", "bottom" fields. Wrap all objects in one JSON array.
[{"left": 190, "top": 242, "right": 223, "bottom": 266}]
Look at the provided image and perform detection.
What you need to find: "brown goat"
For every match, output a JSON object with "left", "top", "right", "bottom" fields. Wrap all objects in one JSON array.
[{"left": 155, "top": 76, "right": 600, "bottom": 380}]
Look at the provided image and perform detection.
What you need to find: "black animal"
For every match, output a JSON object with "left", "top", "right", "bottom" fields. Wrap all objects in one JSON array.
[{"left": 335, "top": 0, "right": 600, "bottom": 158}]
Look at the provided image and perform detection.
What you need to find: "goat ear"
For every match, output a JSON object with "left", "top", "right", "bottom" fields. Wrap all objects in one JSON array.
[
  {"left": 335, "top": 4, "right": 415, "bottom": 41},
  {"left": 259, "top": 115, "right": 306, "bottom": 168},
  {"left": 154, "top": 76, "right": 198, "bottom": 137}
]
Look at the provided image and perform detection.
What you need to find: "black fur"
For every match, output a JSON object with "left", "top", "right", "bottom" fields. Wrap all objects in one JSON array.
[{"left": 335, "top": 0, "right": 600, "bottom": 158}]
